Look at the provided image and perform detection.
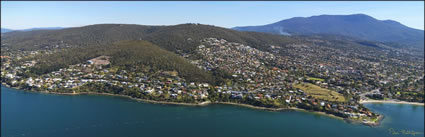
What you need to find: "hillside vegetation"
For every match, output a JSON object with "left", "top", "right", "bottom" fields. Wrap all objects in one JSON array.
[
  {"left": 29, "top": 40, "right": 218, "bottom": 84},
  {"left": 1, "top": 24, "right": 299, "bottom": 53}
]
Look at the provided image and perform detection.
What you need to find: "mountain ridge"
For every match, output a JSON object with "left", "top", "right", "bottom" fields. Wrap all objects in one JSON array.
[
  {"left": 2, "top": 23, "right": 422, "bottom": 58},
  {"left": 233, "top": 14, "right": 424, "bottom": 50},
  {"left": 0, "top": 23, "right": 299, "bottom": 53}
]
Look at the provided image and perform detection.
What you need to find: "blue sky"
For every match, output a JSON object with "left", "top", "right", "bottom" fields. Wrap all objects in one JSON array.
[{"left": 1, "top": 1, "right": 424, "bottom": 30}]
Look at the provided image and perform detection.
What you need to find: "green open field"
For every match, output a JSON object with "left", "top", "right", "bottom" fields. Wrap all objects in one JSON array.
[
  {"left": 307, "top": 77, "right": 325, "bottom": 82},
  {"left": 293, "top": 83, "right": 346, "bottom": 102}
]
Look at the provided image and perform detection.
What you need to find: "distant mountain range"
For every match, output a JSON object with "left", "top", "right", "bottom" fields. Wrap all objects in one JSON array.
[
  {"left": 1, "top": 27, "right": 65, "bottom": 33},
  {"left": 233, "top": 14, "right": 424, "bottom": 50},
  {"left": 1, "top": 28, "right": 13, "bottom": 33}
]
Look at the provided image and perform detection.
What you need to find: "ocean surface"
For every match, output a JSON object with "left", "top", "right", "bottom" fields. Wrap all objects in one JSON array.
[{"left": 1, "top": 86, "right": 424, "bottom": 137}]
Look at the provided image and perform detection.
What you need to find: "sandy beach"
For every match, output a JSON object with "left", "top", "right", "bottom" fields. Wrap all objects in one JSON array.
[{"left": 360, "top": 99, "right": 424, "bottom": 106}]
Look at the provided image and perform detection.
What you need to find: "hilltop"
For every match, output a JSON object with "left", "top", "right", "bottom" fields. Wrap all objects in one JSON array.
[
  {"left": 3, "top": 23, "right": 420, "bottom": 57},
  {"left": 1, "top": 24, "right": 298, "bottom": 53}
]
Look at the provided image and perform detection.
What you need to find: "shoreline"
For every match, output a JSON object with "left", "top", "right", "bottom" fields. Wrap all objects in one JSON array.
[
  {"left": 49, "top": 91, "right": 370, "bottom": 125},
  {"left": 215, "top": 102, "right": 347, "bottom": 121},
  {"left": 2, "top": 85, "right": 406, "bottom": 126},
  {"left": 2, "top": 85, "right": 347, "bottom": 120},
  {"left": 360, "top": 99, "right": 424, "bottom": 106},
  {"left": 39, "top": 90, "right": 351, "bottom": 122}
]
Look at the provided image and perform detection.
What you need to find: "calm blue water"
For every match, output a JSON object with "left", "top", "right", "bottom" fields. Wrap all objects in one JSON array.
[{"left": 1, "top": 86, "right": 424, "bottom": 137}]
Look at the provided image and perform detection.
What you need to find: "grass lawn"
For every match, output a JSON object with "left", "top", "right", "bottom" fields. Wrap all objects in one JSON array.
[
  {"left": 293, "top": 83, "right": 346, "bottom": 102},
  {"left": 307, "top": 77, "right": 325, "bottom": 82}
]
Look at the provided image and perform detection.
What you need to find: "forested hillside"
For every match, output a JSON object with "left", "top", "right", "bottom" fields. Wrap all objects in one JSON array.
[
  {"left": 1, "top": 24, "right": 299, "bottom": 53},
  {"left": 28, "top": 40, "right": 219, "bottom": 84}
]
